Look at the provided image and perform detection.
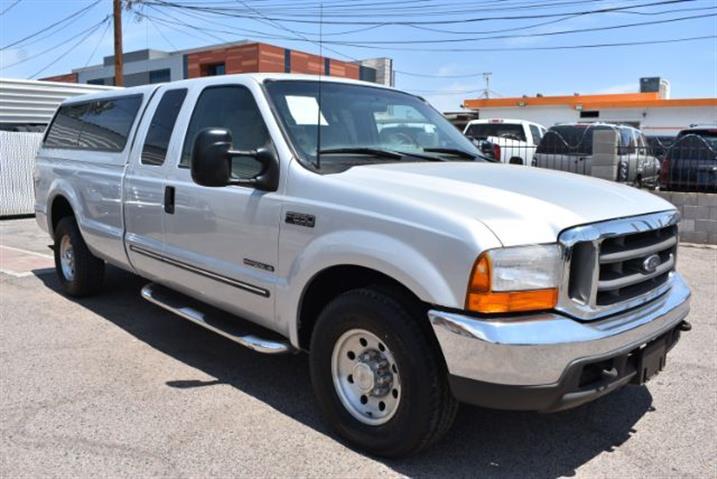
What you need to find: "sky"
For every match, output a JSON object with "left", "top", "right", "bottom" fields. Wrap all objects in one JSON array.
[{"left": 1, "top": 0, "right": 716, "bottom": 112}]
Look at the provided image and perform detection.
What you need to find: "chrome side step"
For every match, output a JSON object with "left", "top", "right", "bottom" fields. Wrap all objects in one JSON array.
[{"left": 141, "top": 283, "right": 294, "bottom": 355}]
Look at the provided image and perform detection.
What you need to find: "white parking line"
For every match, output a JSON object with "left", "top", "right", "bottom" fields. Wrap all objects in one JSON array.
[{"left": 0, "top": 244, "right": 54, "bottom": 259}]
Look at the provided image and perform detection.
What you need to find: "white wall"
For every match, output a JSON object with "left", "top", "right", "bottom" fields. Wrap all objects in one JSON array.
[
  {"left": 475, "top": 105, "right": 717, "bottom": 136},
  {"left": 0, "top": 132, "right": 42, "bottom": 216}
]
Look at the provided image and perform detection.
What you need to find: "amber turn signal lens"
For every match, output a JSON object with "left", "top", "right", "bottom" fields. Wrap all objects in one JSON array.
[
  {"left": 466, "top": 289, "right": 558, "bottom": 314},
  {"left": 466, "top": 252, "right": 559, "bottom": 314},
  {"left": 469, "top": 253, "right": 491, "bottom": 293}
]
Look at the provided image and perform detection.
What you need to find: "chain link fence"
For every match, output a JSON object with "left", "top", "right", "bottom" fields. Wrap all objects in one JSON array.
[{"left": 0, "top": 131, "right": 43, "bottom": 217}]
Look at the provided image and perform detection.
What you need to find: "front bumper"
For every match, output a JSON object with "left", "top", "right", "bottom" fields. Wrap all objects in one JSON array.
[{"left": 429, "top": 273, "right": 691, "bottom": 411}]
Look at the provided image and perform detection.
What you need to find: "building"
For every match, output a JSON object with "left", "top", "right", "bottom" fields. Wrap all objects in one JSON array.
[
  {"left": 462, "top": 77, "right": 717, "bottom": 137},
  {"left": 0, "top": 77, "right": 116, "bottom": 130},
  {"left": 41, "top": 41, "right": 394, "bottom": 88}
]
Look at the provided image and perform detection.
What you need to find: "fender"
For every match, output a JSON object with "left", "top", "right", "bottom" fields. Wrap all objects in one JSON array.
[{"left": 278, "top": 230, "right": 473, "bottom": 348}]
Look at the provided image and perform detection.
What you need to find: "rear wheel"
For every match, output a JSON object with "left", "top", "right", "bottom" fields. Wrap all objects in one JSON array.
[
  {"left": 53, "top": 217, "right": 105, "bottom": 297},
  {"left": 309, "top": 287, "right": 458, "bottom": 457}
]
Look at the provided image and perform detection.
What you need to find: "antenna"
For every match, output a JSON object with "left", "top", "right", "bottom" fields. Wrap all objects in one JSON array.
[
  {"left": 315, "top": 2, "right": 323, "bottom": 170},
  {"left": 482, "top": 72, "right": 492, "bottom": 99}
]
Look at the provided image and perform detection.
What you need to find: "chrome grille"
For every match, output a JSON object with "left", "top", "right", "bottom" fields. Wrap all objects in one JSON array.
[
  {"left": 596, "top": 225, "right": 676, "bottom": 306},
  {"left": 558, "top": 210, "right": 680, "bottom": 320}
]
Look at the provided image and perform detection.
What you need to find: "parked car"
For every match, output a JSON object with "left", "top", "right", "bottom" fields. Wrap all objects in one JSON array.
[
  {"left": 534, "top": 123, "right": 661, "bottom": 188},
  {"left": 645, "top": 135, "right": 676, "bottom": 161},
  {"left": 463, "top": 118, "right": 546, "bottom": 165},
  {"left": 34, "top": 74, "right": 691, "bottom": 457},
  {"left": 660, "top": 127, "right": 717, "bottom": 192}
]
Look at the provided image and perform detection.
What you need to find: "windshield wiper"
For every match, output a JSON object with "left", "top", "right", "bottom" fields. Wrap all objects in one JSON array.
[
  {"left": 318, "top": 147, "right": 403, "bottom": 159},
  {"left": 422, "top": 147, "right": 478, "bottom": 160}
]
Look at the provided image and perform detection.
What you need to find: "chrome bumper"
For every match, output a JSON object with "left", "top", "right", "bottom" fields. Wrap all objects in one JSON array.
[{"left": 429, "top": 273, "right": 690, "bottom": 386}]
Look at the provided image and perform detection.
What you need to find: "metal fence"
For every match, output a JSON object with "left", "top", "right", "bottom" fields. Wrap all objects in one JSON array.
[
  {"left": 470, "top": 124, "right": 716, "bottom": 193},
  {"left": 0, "top": 131, "right": 43, "bottom": 216}
]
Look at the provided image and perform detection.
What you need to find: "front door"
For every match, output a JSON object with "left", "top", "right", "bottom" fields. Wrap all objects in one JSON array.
[
  {"left": 160, "top": 84, "right": 281, "bottom": 328},
  {"left": 124, "top": 87, "right": 188, "bottom": 279}
]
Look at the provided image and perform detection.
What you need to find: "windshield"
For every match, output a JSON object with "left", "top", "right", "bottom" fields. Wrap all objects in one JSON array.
[
  {"left": 465, "top": 123, "right": 526, "bottom": 142},
  {"left": 265, "top": 80, "right": 484, "bottom": 172}
]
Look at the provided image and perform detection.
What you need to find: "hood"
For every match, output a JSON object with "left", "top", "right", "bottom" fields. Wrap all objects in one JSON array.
[{"left": 334, "top": 162, "right": 674, "bottom": 246}]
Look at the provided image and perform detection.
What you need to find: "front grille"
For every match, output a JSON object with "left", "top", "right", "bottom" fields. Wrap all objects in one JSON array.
[
  {"left": 558, "top": 211, "right": 680, "bottom": 320},
  {"left": 596, "top": 225, "right": 677, "bottom": 306}
]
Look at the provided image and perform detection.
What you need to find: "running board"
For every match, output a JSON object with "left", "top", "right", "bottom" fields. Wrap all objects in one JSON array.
[{"left": 141, "top": 283, "right": 294, "bottom": 355}]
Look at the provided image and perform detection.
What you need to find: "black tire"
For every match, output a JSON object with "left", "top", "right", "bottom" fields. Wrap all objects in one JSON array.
[
  {"left": 309, "top": 287, "right": 458, "bottom": 457},
  {"left": 53, "top": 217, "right": 105, "bottom": 297}
]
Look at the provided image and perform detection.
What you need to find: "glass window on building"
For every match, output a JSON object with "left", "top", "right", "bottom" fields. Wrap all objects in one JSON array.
[
  {"left": 204, "top": 63, "right": 225, "bottom": 76},
  {"left": 149, "top": 68, "right": 171, "bottom": 84}
]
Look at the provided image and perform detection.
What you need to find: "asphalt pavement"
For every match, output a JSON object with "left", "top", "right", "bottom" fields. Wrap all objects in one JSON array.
[{"left": 1, "top": 217, "right": 715, "bottom": 478}]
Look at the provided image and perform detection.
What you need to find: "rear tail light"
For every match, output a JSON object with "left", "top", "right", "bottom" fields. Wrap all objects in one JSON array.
[{"left": 493, "top": 143, "right": 501, "bottom": 161}]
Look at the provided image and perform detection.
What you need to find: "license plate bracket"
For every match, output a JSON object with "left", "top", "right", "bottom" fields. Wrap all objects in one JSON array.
[{"left": 636, "top": 337, "right": 667, "bottom": 384}]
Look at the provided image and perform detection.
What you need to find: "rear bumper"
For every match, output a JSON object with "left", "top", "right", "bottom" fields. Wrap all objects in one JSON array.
[{"left": 429, "top": 273, "right": 690, "bottom": 411}]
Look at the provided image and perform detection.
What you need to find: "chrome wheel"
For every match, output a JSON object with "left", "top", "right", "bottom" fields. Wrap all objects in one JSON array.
[
  {"left": 59, "top": 235, "right": 75, "bottom": 281},
  {"left": 331, "top": 328, "right": 401, "bottom": 426}
]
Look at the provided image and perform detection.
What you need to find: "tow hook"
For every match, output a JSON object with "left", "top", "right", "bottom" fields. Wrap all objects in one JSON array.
[{"left": 679, "top": 320, "right": 692, "bottom": 332}]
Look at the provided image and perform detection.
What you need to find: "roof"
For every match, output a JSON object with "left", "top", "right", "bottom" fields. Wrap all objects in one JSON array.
[
  {"left": 0, "top": 77, "right": 117, "bottom": 125},
  {"left": 463, "top": 92, "right": 717, "bottom": 110},
  {"left": 52, "top": 73, "right": 401, "bottom": 108}
]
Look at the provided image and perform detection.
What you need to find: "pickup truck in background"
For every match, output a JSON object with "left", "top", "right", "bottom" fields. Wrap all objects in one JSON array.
[
  {"left": 34, "top": 74, "right": 691, "bottom": 457},
  {"left": 463, "top": 118, "right": 546, "bottom": 165}
]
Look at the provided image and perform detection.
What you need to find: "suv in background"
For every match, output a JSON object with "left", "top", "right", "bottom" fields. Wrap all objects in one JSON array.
[
  {"left": 464, "top": 118, "right": 546, "bottom": 165},
  {"left": 533, "top": 123, "right": 660, "bottom": 188},
  {"left": 661, "top": 127, "right": 717, "bottom": 192}
]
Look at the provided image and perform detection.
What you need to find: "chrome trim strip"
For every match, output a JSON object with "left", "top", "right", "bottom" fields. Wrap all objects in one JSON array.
[
  {"left": 429, "top": 273, "right": 690, "bottom": 386},
  {"left": 557, "top": 210, "right": 680, "bottom": 320},
  {"left": 129, "top": 244, "right": 270, "bottom": 298},
  {"left": 599, "top": 235, "right": 677, "bottom": 264},
  {"left": 597, "top": 255, "right": 673, "bottom": 291},
  {"left": 141, "top": 284, "right": 290, "bottom": 354}
]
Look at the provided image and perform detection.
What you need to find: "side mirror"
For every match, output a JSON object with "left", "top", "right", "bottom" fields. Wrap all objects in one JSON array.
[{"left": 191, "top": 128, "right": 279, "bottom": 191}]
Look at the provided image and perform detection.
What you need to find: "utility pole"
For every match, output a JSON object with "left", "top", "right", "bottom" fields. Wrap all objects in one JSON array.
[
  {"left": 482, "top": 72, "right": 492, "bottom": 99},
  {"left": 113, "top": 0, "right": 123, "bottom": 86}
]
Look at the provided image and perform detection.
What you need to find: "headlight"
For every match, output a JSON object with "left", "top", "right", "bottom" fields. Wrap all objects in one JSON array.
[{"left": 466, "top": 244, "right": 562, "bottom": 314}]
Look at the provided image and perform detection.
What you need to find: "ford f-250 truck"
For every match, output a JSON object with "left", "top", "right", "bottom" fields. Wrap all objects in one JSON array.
[{"left": 34, "top": 74, "right": 691, "bottom": 457}]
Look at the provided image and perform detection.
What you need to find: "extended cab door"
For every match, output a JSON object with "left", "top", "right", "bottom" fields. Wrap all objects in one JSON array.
[
  {"left": 124, "top": 87, "right": 189, "bottom": 279},
  {"left": 159, "top": 83, "right": 281, "bottom": 328}
]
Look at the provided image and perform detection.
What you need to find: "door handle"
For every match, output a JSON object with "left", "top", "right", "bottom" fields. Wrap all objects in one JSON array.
[{"left": 164, "top": 186, "right": 175, "bottom": 214}]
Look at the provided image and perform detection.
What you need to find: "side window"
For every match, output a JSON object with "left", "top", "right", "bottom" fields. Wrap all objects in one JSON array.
[
  {"left": 141, "top": 89, "right": 187, "bottom": 166},
  {"left": 529, "top": 125, "right": 542, "bottom": 145},
  {"left": 44, "top": 103, "right": 87, "bottom": 148},
  {"left": 181, "top": 85, "right": 270, "bottom": 177},
  {"left": 77, "top": 95, "right": 143, "bottom": 152}
]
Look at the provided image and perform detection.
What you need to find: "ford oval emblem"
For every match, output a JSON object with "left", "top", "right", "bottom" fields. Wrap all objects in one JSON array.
[{"left": 641, "top": 254, "right": 661, "bottom": 274}]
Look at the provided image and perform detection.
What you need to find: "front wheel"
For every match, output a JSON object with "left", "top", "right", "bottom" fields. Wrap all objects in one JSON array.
[
  {"left": 53, "top": 217, "right": 105, "bottom": 297},
  {"left": 309, "top": 288, "right": 458, "bottom": 457}
]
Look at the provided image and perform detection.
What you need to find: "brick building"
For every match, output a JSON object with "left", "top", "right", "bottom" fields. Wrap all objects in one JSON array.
[{"left": 41, "top": 41, "right": 393, "bottom": 87}]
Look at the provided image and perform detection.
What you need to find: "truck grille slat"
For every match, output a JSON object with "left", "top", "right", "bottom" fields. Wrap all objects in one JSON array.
[
  {"left": 559, "top": 211, "right": 680, "bottom": 320},
  {"left": 599, "top": 236, "right": 677, "bottom": 264},
  {"left": 597, "top": 255, "right": 674, "bottom": 291}
]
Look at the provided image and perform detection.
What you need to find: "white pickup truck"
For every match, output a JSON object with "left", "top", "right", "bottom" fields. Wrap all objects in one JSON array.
[
  {"left": 464, "top": 118, "right": 546, "bottom": 165},
  {"left": 34, "top": 74, "right": 690, "bottom": 457}
]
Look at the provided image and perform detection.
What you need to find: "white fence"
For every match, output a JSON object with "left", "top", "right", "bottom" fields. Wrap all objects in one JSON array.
[{"left": 0, "top": 131, "right": 43, "bottom": 216}]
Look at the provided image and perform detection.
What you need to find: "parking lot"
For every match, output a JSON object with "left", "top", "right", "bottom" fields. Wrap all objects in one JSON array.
[{"left": 1, "top": 217, "right": 715, "bottom": 478}]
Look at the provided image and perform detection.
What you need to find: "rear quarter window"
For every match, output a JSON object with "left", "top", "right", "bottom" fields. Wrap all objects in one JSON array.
[{"left": 43, "top": 94, "right": 143, "bottom": 152}]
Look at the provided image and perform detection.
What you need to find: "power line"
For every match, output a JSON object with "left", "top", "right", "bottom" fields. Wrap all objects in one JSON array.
[
  {"left": 1, "top": 0, "right": 102, "bottom": 50},
  {"left": 0, "top": 0, "right": 22, "bottom": 16},
  {"left": 30, "top": 17, "right": 111, "bottom": 78},
  {"left": 145, "top": 0, "right": 695, "bottom": 25},
  {"left": 1, "top": 17, "right": 111, "bottom": 70},
  {"left": 84, "top": 18, "right": 112, "bottom": 67},
  {"left": 323, "top": 11, "right": 717, "bottom": 45}
]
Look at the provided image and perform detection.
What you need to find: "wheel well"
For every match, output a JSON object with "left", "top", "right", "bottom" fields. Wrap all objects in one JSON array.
[
  {"left": 298, "top": 265, "right": 425, "bottom": 350},
  {"left": 50, "top": 196, "right": 74, "bottom": 238},
  {"left": 509, "top": 157, "right": 524, "bottom": 165}
]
